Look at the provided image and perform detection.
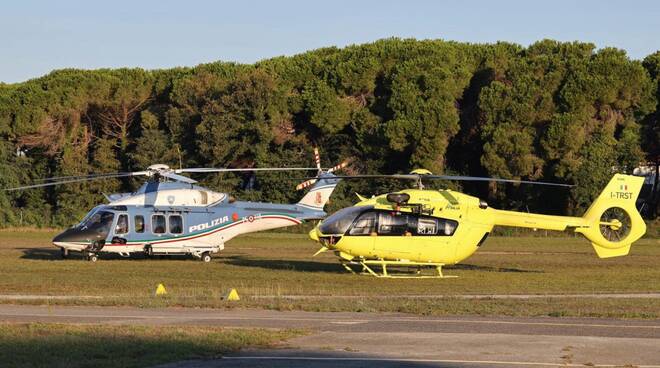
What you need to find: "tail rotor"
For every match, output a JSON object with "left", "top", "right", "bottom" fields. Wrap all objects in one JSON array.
[
  {"left": 576, "top": 174, "right": 647, "bottom": 258},
  {"left": 295, "top": 148, "right": 349, "bottom": 211},
  {"left": 295, "top": 148, "right": 350, "bottom": 191},
  {"left": 314, "top": 147, "right": 322, "bottom": 173}
]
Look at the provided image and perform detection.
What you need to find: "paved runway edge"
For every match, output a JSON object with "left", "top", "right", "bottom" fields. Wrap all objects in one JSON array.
[{"left": 1, "top": 305, "right": 658, "bottom": 367}]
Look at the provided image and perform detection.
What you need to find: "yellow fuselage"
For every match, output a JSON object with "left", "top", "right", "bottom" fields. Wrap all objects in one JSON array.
[{"left": 310, "top": 174, "right": 646, "bottom": 264}]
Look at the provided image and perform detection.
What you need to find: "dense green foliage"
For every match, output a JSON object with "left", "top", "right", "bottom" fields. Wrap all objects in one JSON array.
[{"left": 0, "top": 38, "right": 657, "bottom": 227}]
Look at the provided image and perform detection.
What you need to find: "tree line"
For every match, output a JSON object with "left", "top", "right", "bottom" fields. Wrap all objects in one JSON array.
[{"left": 0, "top": 38, "right": 658, "bottom": 227}]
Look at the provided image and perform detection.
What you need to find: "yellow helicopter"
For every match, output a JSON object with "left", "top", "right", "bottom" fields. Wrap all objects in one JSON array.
[{"left": 308, "top": 170, "right": 647, "bottom": 278}]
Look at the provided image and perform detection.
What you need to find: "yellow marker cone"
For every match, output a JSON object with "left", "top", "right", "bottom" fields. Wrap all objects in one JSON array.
[
  {"left": 223, "top": 288, "right": 240, "bottom": 301},
  {"left": 155, "top": 283, "right": 167, "bottom": 296}
]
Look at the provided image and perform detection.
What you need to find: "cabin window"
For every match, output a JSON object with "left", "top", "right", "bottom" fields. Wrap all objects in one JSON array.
[
  {"left": 411, "top": 216, "right": 458, "bottom": 236},
  {"left": 377, "top": 212, "right": 411, "bottom": 236},
  {"left": 169, "top": 215, "right": 183, "bottom": 234},
  {"left": 152, "top": 215, "right": 166, "bottom": 234},
  {"left": 416, "top": 217, "right": 438, "bottom": 235},
  {"left": 348, "top": 211, "right": 377, "bottom": 235},
  {"left": 115, "top": 214, "right": 129, "bottom": 235},
  {"left": 134, "top": 215, "right": 145, "bottom": 233},
  {"left": 438, "top": 218, "right": 458, "bottom": 236}
]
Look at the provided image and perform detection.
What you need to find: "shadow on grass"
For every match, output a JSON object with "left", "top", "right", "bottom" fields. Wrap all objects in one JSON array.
[
  {"left": 17, "top": 250, "right": 541, "bottom": 273},
  {"left": 18, "top": 248, "right": 195, "bottom": 262},
  {"left": 448, "top": 263, "right": 543, "bottom": 273},
  {"left": 18, "top": 247, "right": 68, "bottom": 260},
  {"left": 222, "top": 256, "right": 542, "bottom": 274},
  {"left": 223, "top": 255, "right": 346, "bottom": 274}
]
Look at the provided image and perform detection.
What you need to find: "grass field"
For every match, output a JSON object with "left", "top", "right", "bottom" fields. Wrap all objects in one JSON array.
[
  {"left": 0, "top": 323, "right": 300, "bottom": 368},
  {"left": 0, "top": 230, "right": 658, "bottom": 318}
]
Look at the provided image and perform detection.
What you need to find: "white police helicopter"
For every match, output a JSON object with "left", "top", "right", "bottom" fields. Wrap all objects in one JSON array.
[{"left": 7, "top": 149, "right": 348, "bottom": 262}]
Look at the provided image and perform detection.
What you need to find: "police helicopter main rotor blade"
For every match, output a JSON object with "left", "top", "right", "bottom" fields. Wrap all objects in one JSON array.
[
  {"left": 4, "top": 172, "right": 141, "bottom": 191},
  {"left": 176, "top": 167, "right": 325, "bottom": 173},
  {"left": 160, "top": 172, "right": 197, "bottom": 184},
  {"left": 33, "top": 172, "right": 136, "bottom": 182}
]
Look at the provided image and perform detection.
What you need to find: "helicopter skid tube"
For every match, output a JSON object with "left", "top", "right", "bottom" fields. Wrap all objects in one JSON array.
[{"left": 340, "top": 259, "right": 458, "bottom": 278}]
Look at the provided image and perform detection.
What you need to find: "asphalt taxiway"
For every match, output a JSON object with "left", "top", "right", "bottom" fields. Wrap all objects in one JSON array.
[{"left": 0, "top": 305, "right": 658, "bottom": 367}]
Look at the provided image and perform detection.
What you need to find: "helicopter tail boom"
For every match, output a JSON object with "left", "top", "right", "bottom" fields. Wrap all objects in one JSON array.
[
  {"left": 490, "top": 210, "right": 585, "bottom": 232},
  {"left": 491, "top": 174, "right": 646, "bottom": 258}
]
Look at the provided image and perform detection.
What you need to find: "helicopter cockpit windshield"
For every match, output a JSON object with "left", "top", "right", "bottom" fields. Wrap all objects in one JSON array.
[
  {"left": 319, "top": 206, "right": 373, "bottom": 235},
  {"left": 74, "top": 205, "right": 102, "bottom": 228},
  {"left": 77, "top": 210, "right": 115, "bottom": 234}
]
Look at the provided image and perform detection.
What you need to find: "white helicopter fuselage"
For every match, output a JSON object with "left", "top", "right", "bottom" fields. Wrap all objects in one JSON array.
[{"left": 52, "top": 177, "right": 338, "bottom": 259}]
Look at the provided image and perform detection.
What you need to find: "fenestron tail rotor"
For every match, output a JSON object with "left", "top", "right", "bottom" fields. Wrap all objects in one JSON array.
[
  {"left": 296, "top": 148, "right": 350, "bottom": 191},
  {"left": 599, "top": 207, "right": 632, "bottom": 242}
]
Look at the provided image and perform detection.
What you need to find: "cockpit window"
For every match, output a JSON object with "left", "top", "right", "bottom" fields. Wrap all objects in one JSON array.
[
  {"left": 79, "top": 211, "right": 115, "bottom": 233},
  {"left": 319, "top": 206, "right": 373, "bottom": 235},
  {"left": 74, "top": 206, "right": 102, "bottom": 228}
]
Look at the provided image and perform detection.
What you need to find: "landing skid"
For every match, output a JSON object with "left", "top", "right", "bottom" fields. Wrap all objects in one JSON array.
[{"left": 340, "top": 259, "right": 457, "bottom": 279}]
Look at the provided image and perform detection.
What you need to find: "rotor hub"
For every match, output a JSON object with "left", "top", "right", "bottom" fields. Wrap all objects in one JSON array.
[
  {"left": 598, "top": 207, "right": 631, "bottom": 242},
  {"left": 146, "top": 164, "right": 170, "bottom": 172}
]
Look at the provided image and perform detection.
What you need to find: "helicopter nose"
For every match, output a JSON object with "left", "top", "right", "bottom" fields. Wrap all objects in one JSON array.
[
  {"left": 308, "top": 227, "right": 320, "bottom": 242},
  {"left": 52, "top": 228, "right": 86, "bottom": 247},
  {"left": 53, "top": 229, "right": 72, "bottom": 243}
]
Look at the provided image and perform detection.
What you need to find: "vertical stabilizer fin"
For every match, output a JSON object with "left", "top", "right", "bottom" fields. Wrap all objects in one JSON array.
[{"left": 575, "top": 174, "right": 646, "bottom": 258}]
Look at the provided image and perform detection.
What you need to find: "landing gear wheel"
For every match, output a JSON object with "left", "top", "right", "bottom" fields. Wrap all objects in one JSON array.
[
  {"left": 144, "top": 245, "right": 153, "bottom": 258},
  {"left": 60, "top": 248, "right": 69, "bottom": 259},
  {"left": 88, "top": 253, "right": 98, "bottom": 262},
  {"left": 200, "top": 252, "right": 212, "bottom": 263}
]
